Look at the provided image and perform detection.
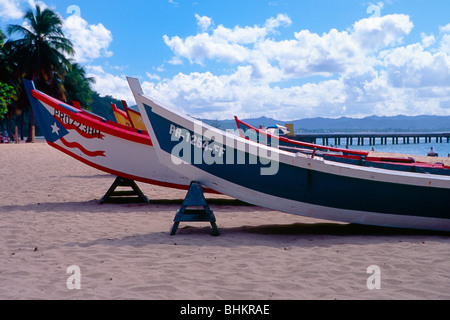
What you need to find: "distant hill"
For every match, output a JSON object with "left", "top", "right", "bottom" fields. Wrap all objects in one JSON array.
[
  {"left": 95, "top": 103, "right": 450, "bottom": 133},
  {"left": 203, "top": 115, "right": 450, "bottom": 133},
  {"left": 90, "top": 92, "right": 124, "bottom": 122}
]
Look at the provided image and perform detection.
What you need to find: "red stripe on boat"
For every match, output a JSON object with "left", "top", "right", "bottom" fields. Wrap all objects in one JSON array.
[{"left": 60, "top": 137, "right": 106, "bottom": 157}]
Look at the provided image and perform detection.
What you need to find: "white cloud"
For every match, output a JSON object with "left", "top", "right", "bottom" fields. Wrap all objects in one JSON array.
[
  {"left": 0, "top": 0, "right": 113, "bottom": 63},
  {"left": 163, "top": 33, "right": 250, "bottom": 65},
  {"left": 136, "top": 68, "right": 350, "bottom": 120},
  {"left": 0, "top": 0, "right": 23, "bottom": 20},
  {"left": 440, "top": 34, "right": 450, "bottom": 54},
  {"left": 86, "top": 65, "right": 135, "bottom": 105},
  {"left": 63, "top": 14, "right": 113, "bottom": 63},
  {"left": 195, "top": 14, "right": 212, "bottom": 32},
  {"left": 439, "top": 23, "right": 450, "bottom": 34},
  {"left": 80, "top": 12, "right": 450, "bottom": 120},
  {"left": 352, "top": 14, "right": 413, "bottom": 51},
  {"left": 146, "top": 72, "right": 161, "bottom": 81},
  {"left": 164, "top": 13, "right": 413, "bottom": 83},
  {"left": 0, "top": 0, "right": 51, "bottom": 21},
  {"left": 264, "top": 13, "right": 292, "bottom": 31},
  {"left": 155, "top": 13, "right": 450, "bottom": 119},
  {"left": 163, "top": 14, "right": 291, "bottom": 66},
  {"left": 262, "top": 28, "right": 366, "bottom": 79},
  {"left": 382, "top": 43, "right": 450, "bottom": 88},
  {"left": 213, "top": 24, "right": 267, "bottom": 44},
  {"left": 421, "top": 33, "right": 435, "bottom": 48}
]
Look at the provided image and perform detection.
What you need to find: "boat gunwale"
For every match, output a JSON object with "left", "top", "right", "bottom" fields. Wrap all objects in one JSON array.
[
  {"left": 31, "top": 89, "right": 152, "bottom": 146},
  {"left": 135, "top": 90, "right": 450, "bottom": 189}
]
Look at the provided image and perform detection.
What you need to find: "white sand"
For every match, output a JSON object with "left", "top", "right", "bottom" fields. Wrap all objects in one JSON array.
[{"left": 0, "top": 142, "right": 449, "bottom": 300}]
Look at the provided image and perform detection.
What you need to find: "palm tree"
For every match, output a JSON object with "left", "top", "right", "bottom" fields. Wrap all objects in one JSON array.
[
  {"left": 64, "top": 62, "right": 95, "bottom": 109},
  {"left": 7, "top": 4, "right": 74, "bottom": 142},
  {"left": 0, "top": 29, "right": 17, "bottom": 132},
  {"left": 0, "top": 28, "right": 12, "bottom": 83}
]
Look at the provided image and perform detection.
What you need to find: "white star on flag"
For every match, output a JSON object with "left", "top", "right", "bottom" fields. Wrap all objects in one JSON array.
[{"left": 51, "top": 122, "right": 60, "bottom": 135}]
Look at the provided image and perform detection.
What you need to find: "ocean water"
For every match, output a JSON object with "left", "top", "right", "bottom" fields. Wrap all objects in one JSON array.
[{"left": 317, "top": 138, "right": 450, "bottom": 158}]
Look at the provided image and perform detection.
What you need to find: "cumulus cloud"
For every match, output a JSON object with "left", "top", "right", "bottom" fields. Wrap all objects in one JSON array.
[
  {"left": 163, "top": 14, "right": 291, "bottom": 66},
  {"left": 421, "top": 33, "right": 436, "bottom": 48},
  {"left": 439, "top": 25, "right": 450, "bottom": 54},
  {"left": 0, "top": 0, "right": 24, "bottom": 20},
  {"left": 0, "top": 0, "right": 113, "bottom": 64},
  {"left": 85, "top": 65, "right": 135, "bottom": 105},
  {"left": 439, "top": 23, "right": 450, "bottom": 34},
  {"left": 139, "top": 69, "right": 350, "bottom": 120},
  {"left": 153, "top": 13, "right": 450, "bottom": 119},
  {"left": 164, "top": 13, "right": 414, "bottom": 83},
  {"left": 352, "top": 14, "right": 413, "bottom": 51},
  {"left": 0, "top": 0, "right": 51, "bottom": 21},
  {"left": 382, "top": 43, "right": 450, "bottom": 88},
  {"left": 64, "top": 11, "right": 450, "bottom": 120},
  {"left": 195, "top": 14, "right": 212, "bottom": 32},
  {"left": 163, "top": 32, "right": 250, "bottom": 65},
  {"left": 265, "top": 13, "right": 292, "bottom": 30},
  {"left": 63, "top": 14, "right": 113, "bottom": 63}
]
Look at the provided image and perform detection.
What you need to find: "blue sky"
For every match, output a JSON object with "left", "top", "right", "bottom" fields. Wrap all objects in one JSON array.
[{"left": 1, "top": 0, "right": 450, "bottom": 120}]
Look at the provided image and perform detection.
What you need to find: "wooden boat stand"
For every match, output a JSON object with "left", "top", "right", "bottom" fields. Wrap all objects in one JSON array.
[
  {"left": 100, "top": 176, "right": 150, "bottom": 204},
  {"left": 170, "top": 181, "right": 220, "bottom": 236}
]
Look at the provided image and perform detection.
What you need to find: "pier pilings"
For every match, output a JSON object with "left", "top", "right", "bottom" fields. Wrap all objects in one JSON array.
[{"left": 292, "top": 132, "right": 450, "bottom": 147}]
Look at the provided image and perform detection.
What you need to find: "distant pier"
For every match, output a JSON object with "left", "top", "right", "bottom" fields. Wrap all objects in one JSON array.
[{"left": 291, "top": 132, "right": 450, "bottom": 146}]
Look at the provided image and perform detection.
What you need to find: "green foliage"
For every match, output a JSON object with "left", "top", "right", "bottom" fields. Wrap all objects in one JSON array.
[
  {"left": 7, "top": 4, "right": 74, "bottom": 89},
  {"left": 0, "top": 29, "right": 5, "bottom": 45},
  {"left": 64, "top": 63, "right": 95, "bottom": 109},
  {"left": 0, "top": 82, "right": 16, "bottom": 120},
  {"left": 90, "top": 91, "right": 123, "bottom": 121},
  {"left": 0, "top": 5, "right": 122, "bottom": 139}
]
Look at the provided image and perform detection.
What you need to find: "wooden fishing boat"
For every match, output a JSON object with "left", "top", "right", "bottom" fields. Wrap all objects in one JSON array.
[
  {"left": 128, "top": 77, "right": 450, "bottom": 231},
  {"left": 234, "top": 115, "right": 369, "bottom": 156},
  {"left": 125, "top": 105, "right": 147, "bottom": 131},
  {"left": 111, "top": 100, "right": 147, "bottom": 131},
  {"left": 320, "top": 154, "right": 450, "bottom": 175},
  {"left": 111, "top": 102, "right": 133, "bottom": 128},
  {"left": 236, "top": 116, "right": 450, "bottom": 175},
  {"left": 23, "top": 79, "right": 194, "bottom": 190}
]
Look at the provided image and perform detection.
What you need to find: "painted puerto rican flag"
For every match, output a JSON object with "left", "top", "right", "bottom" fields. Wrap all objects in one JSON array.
[
  {"left": 36, "top": 104, "right": 70, "bottom": 143},
  {"left": 23, "top": 79, "right": 105, "bottom": 158}
]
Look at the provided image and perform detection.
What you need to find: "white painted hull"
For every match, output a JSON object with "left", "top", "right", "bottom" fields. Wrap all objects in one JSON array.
[
  {"left": 128, "top": 77, "right": 450, "bottom": 231},
  {"left": 24, "top": 80, "right": 193, "bottom": 190}
]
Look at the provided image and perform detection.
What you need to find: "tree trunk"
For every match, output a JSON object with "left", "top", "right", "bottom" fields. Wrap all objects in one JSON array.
[
  {"left": 14, "top": 125, "right": 18, "bottom": 143},
  {"left": 26, "top": 109, "right": 35, "bottom": 143},
  {"left": 19, "top": 111, "right": 24, "bottom": 140}
]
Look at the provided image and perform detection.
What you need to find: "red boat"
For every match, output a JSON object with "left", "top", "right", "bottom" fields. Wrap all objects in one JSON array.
[{"left": 234, "top": 116, "right": 450, "bottom": 175}]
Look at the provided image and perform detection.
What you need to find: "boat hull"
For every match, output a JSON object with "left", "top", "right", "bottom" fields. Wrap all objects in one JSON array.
[
  {"left": 234, "top": 116, "right": 369, "bottom": 156},
  {"left": 236, "top": 117, "right": 450, "bottom": 175},
  {"left": 23, "top": 79, "right": 193, "bottom": 190},
  {"left": 129, "top": 77, "right": 450, "bottom": 231}
]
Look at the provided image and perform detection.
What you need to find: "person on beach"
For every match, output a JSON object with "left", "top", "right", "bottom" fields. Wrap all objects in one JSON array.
[{"left": 427, "top": 147, "right": 438, "bottom": 157}]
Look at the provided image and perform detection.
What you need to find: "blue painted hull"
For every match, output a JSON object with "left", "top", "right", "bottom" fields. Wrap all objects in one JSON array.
[
  {"left": 237, "top": 117, "right": 450, "bottom": 176},
  {"left": 235, "top": 116, "right": 369, "bottom": 156},
  {"left": 128, "top": 78, "right": 450, "bottom": 231},
  {"left": 321, "top": 154, "right": 450, "bottom": 176}
]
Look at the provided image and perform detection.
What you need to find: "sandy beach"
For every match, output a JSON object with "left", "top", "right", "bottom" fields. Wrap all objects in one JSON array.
[{"left": 0, "top": 141, "right": 449, "bottom": 300}]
